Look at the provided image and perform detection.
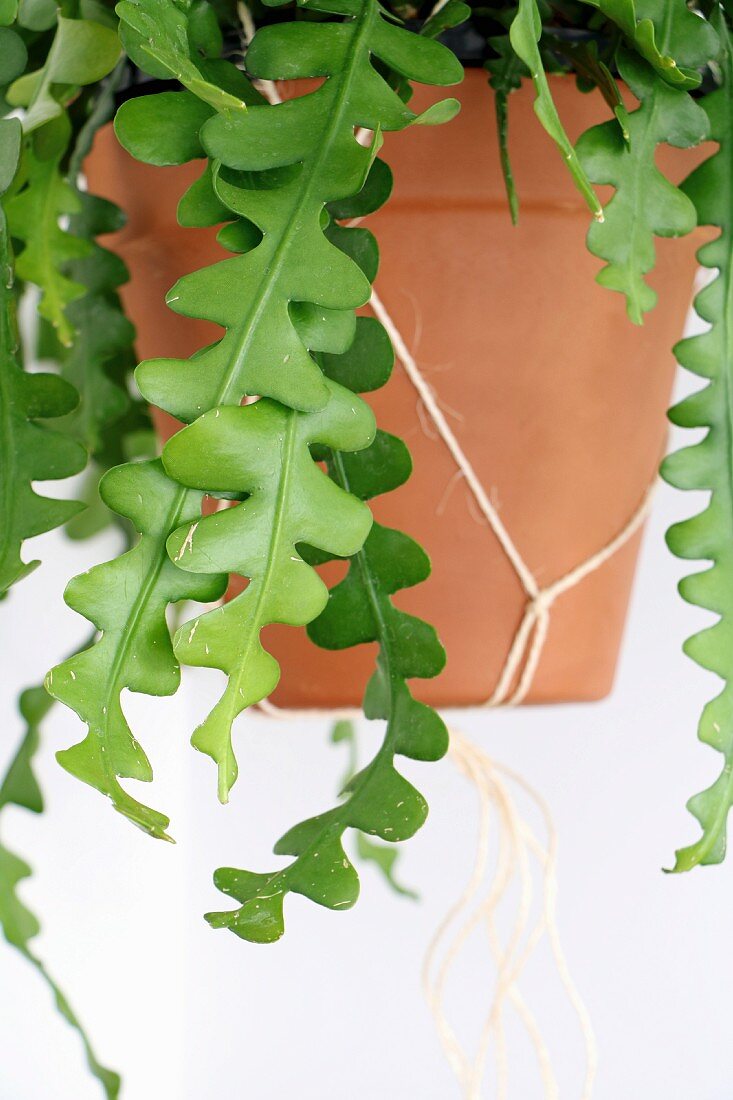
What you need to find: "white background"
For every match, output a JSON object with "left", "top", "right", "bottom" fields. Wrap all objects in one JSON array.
[{"left": 1, "top": 315, "right": 733, "bottom": 1099}]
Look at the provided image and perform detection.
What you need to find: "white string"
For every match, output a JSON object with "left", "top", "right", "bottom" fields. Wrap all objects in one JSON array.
[{"left": 370, "top": 283, "right": 656, "bottom": 708}]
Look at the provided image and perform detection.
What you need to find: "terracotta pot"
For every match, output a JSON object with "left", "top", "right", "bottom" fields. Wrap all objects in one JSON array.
[{"left": 86, "top": 70, "right": 703, "bottom": 709}]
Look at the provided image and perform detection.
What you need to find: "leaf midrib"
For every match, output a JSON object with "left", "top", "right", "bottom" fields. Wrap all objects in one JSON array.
[
  {"left": 219, "top": 0, "right": 375, "bottom": 404},
  {"left": 223, "top": 448, "right": 400, "bottom": 918},
  {"left": 217, "top": 410, "right": 298, "bottom": 794}
]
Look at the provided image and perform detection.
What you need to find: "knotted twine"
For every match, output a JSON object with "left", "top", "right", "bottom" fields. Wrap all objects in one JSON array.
[{"left": 233, "top": 15, "right": 661, "bottom": 1093}]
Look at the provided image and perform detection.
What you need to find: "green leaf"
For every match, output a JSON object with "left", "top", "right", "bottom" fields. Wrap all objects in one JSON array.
[
  {"left": 114, "top": 90, "right": 214, "bottom": 166},
  {"left": 0, "top": 685, "right": 120, "bottom": 1099},
  {"left": 0, "top": 112, "right": 21, "bottom": 193},
  {"left": 0, "top": 0, "right": 18, "bottom": 26},
  {"left": 576, "top": 47, "right": 709, "bottom": 324},
  {"left": 485, "top": 33, "right": 528, "bottom": 225},
  {"left": 163, "top": 380, "right": 374, "bottom": 802},
  {"left": 509, "top": 0, "right": 603, "bottom": 220},
  {"left": 331, "top": 721, "right": 418, "bottom": 899},
  {"left": 0, "top": 27, "right": 27, "bottom": 85},
  {"left": 57, "top": 0, "right": 459, "bottom": 863},
  {"left": 17, "top": 0, "right": 56, "bottom": 30},
  {"left": 46, "top": 461, "right": 227, "bottom": 839},
  {"left": 420, "top": 0, "right": 470, "bottom": 40},
  {"left": 56, "top": 192, "right": 136, "bottom": 455},
  {"left": 0, "top": 143, "right": 86, "bottom": 595},
  {"left": 17, "top": 15, "right": 121, "bottom": 132},
  {"left": 661, "top": 16, "right": 733, "bottom": 872},
  {"left": 177, "top": 162, "right": 233, "bottom": 227},
  {"left": 115, "top": 0, "right": 249, "bottom": 112},
  {"left": 579, "top": 0, "right": 719, "bottom": 90},
  {"left": 205, "top": 37, "right": 449, "bottom": 930},
  {"left": 6, "top": 133, "right": 92, "bottom": 346}
]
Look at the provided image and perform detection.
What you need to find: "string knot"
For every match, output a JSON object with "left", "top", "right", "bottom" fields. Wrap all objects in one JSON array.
[{"left": 530, "top": 589, "right": 554, "bottom": 617}]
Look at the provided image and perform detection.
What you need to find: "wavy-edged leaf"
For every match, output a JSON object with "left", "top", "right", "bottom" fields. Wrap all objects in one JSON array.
[
  {"left": 10, "top": 14, "right": 121, "bottom": 132},
  {"left": 576, "top": 47, "right": 709, "bottom": 324},
  {"left": 661, "top": 16, "right": 733, "bottom": 872},
  {"left": 46, "top": 461, "right": 227, "bottom": 839},
  {"left": 509, "top": 0, "right": 603, "bottom": 219},
  {"left": 579, "top": 0, "right": 719, "bottom": 90},
  {"left": 114, "top": 13, "right": 461, "bottom": 420},
  {"left": 0, "top": 119, "right": 85, "bottom": 595},
  {"left": 162, "top": 379, "right": 375, "bottom": 801},
  {"left": 0, "top": 686, "right": 120, "bottom": 1098},
  {"left": 207, "top": 230, "right": 446, "bottom": 943},
  {"left": 55, "top": 192, "right": 136, "bottom": 454},
  {"left": 6, "top": 127, "right": 92, "bottom": 347},
  {"left": 115, "top": 0, "right": 251, "bottom": 112},
  {"left": 331, "top": 720, "right": 418, "bottom": 899}
]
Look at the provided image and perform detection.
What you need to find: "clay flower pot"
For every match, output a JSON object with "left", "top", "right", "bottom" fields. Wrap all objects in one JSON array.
[{"left": 86, "top": 70, "right": 700, "bottom": 709}]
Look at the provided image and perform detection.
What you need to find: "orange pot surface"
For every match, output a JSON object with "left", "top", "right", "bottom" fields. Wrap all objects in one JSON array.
[{"left": 86, "top": 70, "right": 705, "bottom": 709}]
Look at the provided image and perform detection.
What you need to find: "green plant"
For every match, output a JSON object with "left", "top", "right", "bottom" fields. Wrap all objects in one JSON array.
[{"left": 2, "top": 0, "right": 733, "bottom": 1091}]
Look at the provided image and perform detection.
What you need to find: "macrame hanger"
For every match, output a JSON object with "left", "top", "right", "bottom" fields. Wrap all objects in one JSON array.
[{"left": 368, "top": 285, "right": 655, "bottom": 710}]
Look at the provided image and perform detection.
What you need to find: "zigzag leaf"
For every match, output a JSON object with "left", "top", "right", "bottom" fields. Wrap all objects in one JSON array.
[
  {"left": 46, "top": 461, "right": 227, "bottom": 839},
  {"left": 576, "top": 43, "right": 710, "bottom": 324},
  {"left": 116, "top": 0, "right": 253, "bottom": 112},
  {"left": 115, "top": 10, "right": 461, "bottom": 421},
  {"left": 57, "top": 192, "right": 135, "bottom": 454},
  {"left": 162, "top": 379, "right": 375, "bottom": 801},
  {"left": 331, "top": 716, "right": 419, "bottom": 899},
  {"left": 206, "top": 191, "right": 446, "bottom": 944},
  {"left": 0, "top": 685, "right": 120, "bottom": 1098},
  {"left": 661, "top": 14, "right": 733, "bottom": 872},
  {"left": 0, "top": 118, "right": 85, "bottom": 595},
  {"left": 6, "top": 123, "right": 92, "bottom": 347},
  {"left": 58, "top": 186, "right": 155, "bottom": 540},
  {"left": 579, "top": 0, "right": 719, "bottom": 90}
]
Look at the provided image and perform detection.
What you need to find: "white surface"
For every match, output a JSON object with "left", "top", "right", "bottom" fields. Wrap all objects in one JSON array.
[{"left": 2, "top": 355, "right": 733, "bottom": 1099}]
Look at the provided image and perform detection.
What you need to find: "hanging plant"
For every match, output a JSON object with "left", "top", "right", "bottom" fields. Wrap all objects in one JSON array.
[{"left": 2, "top": 0, "right": 733, "bottom": 1091}]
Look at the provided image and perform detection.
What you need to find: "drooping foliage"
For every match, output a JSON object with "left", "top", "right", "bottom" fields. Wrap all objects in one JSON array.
[
  {"left": 330, "top": 720, "right": 418, "bottom": 900},
  {"left": 206, "top": 163, "right": 447, "bottom": 941},
  {"left": 662, "top": 13, "right": 733, "bottom": 872},
  {"left": 0, "top": 685, "right": 120, "bottom": 1099},
  {"left": 0, "top": 118, "right": 86, "bottom": 596},
  {"left": 1, "top": 11, "right": 733, "bottom": 1100},
  {"left": 1, "top": 0, "right": 731, "bottom": 1095},
  {"left": 163, "top": 381, "right": 375, "bottom": 802},
  {"left": 576, "top": 31, "right": 714, "bottom": 324},
  {"left": 50, "top": 0, "right": 461, "bottom": 849},
  {"left": 579, "top": 0, "right": 718, "bottom": 89}
]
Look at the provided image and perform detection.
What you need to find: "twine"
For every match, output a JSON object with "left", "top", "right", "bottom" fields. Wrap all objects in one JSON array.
[
  {"left": 368, "top": 286, "right": 655, "bottom": 708},
  {"left": 225, "top": 21, "right": 650, "bottom": 1094}
]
